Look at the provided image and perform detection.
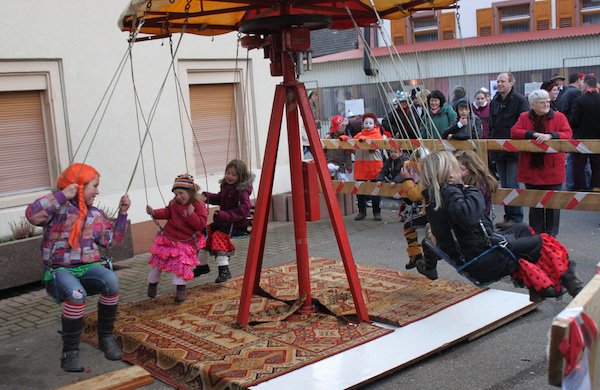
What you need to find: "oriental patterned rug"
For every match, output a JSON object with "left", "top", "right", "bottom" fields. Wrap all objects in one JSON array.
[{"left": 82, "top": 258, "right": 483, "bottom": 389}]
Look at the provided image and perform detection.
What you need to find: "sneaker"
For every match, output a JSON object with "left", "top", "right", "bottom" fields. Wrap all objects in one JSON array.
[
  {"left": 416, "top": 258, "right": 438, "bottom": 280},
  {"left": 354, "top": 212, "right": 366, "bottom": 221},
  {"left": 373, "top": 213, "right": 382, "bottom": 221}
]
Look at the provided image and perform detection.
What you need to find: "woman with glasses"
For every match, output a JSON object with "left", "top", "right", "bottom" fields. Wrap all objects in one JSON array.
[{"left": 510, "top": 89, "right": 572, "bottom": 236}]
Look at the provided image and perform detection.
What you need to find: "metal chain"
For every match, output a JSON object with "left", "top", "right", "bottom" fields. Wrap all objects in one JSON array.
[{"left": 184, "top": 0, "right": 192, "bottom": 24}]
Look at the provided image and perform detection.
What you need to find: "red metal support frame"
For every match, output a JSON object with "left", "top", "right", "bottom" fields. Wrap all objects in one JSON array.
[{"left": 236, "top": 27, "right": 370, "bottom": 326}]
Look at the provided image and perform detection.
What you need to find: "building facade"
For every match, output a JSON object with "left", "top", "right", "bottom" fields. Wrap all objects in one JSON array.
[
  {"left": 0, "top": 0, "right": 293, "bottom": 247},
  {"left": 302, "top": 0, "right": 600, "bottom": 123}
]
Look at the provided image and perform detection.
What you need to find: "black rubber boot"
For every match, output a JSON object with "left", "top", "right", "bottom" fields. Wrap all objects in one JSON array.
[
  {"left": 147, "top": 282, "right": 158, "bottom": 298},
  {"left": 405, "top": 254, "right": 422, "bottom": 270},
  {"left": 193, "top": 264, "right": 210, "bottom": 278},
  {"left": 60, "top": 317, "right": 85, "bottom": 372},
  {"left": 416, "top": 258, "right": 438, "bottom": 280},
  {"left": 561, "top": 263, "right": 584, "bottom": 297},
  {"left": 97, "top": 303, "right": 122, "bottom": 361},
  {"left": 215, "top": 265, "right": 232, "bottom": 283},
  {"left": 528, "top": 286, "right": 561, "bottom": 303},
  {"left": 175, "top": 285, "right": 187, "bottom": 302}
]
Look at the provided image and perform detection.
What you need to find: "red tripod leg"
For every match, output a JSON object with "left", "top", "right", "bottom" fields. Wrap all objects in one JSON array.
[
  {"left": 237, "top": 85, "right": 285, "bottom": 326},
  {"left": 284, "top": 85, "right": 314, "bottom": 313},
  {"left": 295, "top": 83, "right": 370, "bottom": 322}
]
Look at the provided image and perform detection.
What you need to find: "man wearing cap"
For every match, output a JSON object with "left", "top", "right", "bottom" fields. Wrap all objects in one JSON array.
[
  {"left": 552, "top": 74, "right": 566, "bottom": 102},
  {"left": 381, "top": 90, "right": 421, "bottom": 139}
]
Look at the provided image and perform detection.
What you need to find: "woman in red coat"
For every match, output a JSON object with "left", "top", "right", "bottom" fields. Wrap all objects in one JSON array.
[{"left": 511, "top": 89, "right": 572, "bottom": 236}]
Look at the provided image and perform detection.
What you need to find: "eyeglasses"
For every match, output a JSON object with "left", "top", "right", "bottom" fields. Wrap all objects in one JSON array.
[{"left": 534, "top": 100, "right": 551, "bottom": 105}]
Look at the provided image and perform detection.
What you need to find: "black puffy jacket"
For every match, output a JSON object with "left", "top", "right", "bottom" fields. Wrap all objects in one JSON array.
[{"left": 425, "top": 184, "right": 495, "bottom": 262}]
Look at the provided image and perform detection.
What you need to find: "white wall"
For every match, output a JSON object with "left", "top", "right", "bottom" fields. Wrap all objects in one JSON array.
[{"left": 0, "top": 0, "right": 295, "bottom": 238}]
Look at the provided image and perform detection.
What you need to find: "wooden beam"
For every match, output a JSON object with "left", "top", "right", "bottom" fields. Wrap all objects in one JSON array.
[
  {"left": 548, "top": 267, "right": 600, "bottom": 387},
  {"left": 55, "top": 366, "right": 153, "bottom": 390}
]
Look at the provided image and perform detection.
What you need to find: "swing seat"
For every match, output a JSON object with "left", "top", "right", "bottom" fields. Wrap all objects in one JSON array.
[{"left": 421, "top": 239, "right": 518, "bottom": 288}]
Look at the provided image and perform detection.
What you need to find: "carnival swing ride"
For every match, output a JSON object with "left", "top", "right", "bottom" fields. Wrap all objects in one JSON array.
[
  {"left": 119, "top": 0, "right": 469, "bottom": 327},
  {"left": 84, "top": 1, "right": 554, "bottom": 387}
]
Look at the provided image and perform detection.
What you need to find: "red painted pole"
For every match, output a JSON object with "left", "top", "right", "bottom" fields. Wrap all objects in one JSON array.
[
  {"left": 237, "top": 85, "right": 285, "bottom": 326},
  {"left": 281, "top": 45, "right": 314, "bottom": 313},
  {"left": 296, "top": 84, "right": 370, "bottom": 322}
]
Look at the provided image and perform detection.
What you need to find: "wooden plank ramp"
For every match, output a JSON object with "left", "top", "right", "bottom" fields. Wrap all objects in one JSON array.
[
  {"left": 253, "top": 289, "right": 538, "bottom": 390},
  {"left": 55, "top": 365, "right": 153, "bottom": 390}
]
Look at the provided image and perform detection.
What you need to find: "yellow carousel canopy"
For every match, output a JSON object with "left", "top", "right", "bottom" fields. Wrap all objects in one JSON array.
[{"left": 119, "top": 0, "right": 459, "bottom": 37}]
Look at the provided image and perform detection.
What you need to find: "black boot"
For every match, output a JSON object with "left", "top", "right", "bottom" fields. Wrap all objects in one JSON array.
[
  {"left": 60, "top": 317, "right": 85, "bottom": 372},
  {"left": 193, "top": 264, "right": 210, "bottom": 278},
  {"left": 97, "top": 303, "right": 122, "bottom": 361},
  {"left": 147, "top": 282, "right": 158, "bottom": 298},
  {"left": 561, "top": 263, "right": 584, "bottom": 297},
  {"left": 416, "top": 258, "right": 438, "bottom": 280},
  {"left": 175, "top": 285, "right": 187, "bottom": 302},
  {"left": 215, "top": 265, "right": 232, "bottom": 283},
  {"left": 528, "top": 286, "right": 561, "bottom": 303}
]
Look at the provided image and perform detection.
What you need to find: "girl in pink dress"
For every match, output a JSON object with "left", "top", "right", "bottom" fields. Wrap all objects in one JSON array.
[{"left": 146, "top": 174, "right": 207, "bottom": 302}]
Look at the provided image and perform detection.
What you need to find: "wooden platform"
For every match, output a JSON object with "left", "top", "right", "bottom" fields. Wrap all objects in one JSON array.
[{"left": 254, "top": 289, "right": 537, "bottom": 389}]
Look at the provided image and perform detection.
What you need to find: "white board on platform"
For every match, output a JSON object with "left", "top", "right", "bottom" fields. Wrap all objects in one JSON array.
[{"left": 252, "top": 289, "right": 536, "bottom": 390}]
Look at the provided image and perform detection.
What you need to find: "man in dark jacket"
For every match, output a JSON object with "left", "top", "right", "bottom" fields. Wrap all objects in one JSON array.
[
  {"left": 489, "top": 72, "right": 529, "bottom": 224},
  {"left": 558, "top": 73, "right": 584, "bottom": 118},
  {"left": 569, "top": 74, "right": 600, "bottom": 191},
  {"left": 560, "top": 73, "right": 585, "bottom": 190}
]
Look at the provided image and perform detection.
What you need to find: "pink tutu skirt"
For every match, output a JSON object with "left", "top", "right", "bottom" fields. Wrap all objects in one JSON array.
[{"left": 148, "top": 235, "right": 205, "bottom": 281}]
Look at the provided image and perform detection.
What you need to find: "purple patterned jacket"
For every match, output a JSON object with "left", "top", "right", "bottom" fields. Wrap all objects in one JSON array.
[{"left": 26, "top": 191, "right": 128, "bottom": 269}]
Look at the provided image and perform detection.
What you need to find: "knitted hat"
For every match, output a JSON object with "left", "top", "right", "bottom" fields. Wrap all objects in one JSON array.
[
  {"left": 56, "top": 163, "right": 100, "bottom": 250},
  {"left": 172, "top": 174, "right": 196, "bottom": 191},
  {"left": 330, "top": 115, "right": 345, "bottom": 133}
]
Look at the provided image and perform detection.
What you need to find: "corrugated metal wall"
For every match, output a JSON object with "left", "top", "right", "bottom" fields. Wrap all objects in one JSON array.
[
  {"left": 301, "top": 35, "right": 600, "bottom": 88},
  {"left": 301, "top": 35, "right": 600, "bottom": 121}
]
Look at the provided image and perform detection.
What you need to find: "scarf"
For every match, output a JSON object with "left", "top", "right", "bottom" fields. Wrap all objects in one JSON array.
[{"left": 530, "top": 113, "right": 547, "bottom": 169}]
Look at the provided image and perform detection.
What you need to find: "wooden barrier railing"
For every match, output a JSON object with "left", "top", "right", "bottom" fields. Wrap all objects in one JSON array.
[
  {"left": 329, "top": 181, "right": 600, "bottom": 211},
  {"left": 321, "top": 138, "right": 600, "bottom": 153},
  {"left": 322, "top": 139, "right": 600, "bottom": 211}
]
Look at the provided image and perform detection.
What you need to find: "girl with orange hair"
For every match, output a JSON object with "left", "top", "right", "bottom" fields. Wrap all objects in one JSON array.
[{"left": 26, "top": 163, "right": 131, "bottom": 373}]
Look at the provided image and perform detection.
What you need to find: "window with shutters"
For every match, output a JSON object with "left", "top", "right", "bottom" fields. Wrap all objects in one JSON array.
[
  {"left": 412, "top": 15, "right": 439, "bottom": 43},
  {"left": 0, "top": 61, "right": 68, "bottom": 207},
  {"left": 189, "top": 83, "right": 240, "bottom": 175},
  {"left": 390, "top": 19, "right": 406, "bottom": 45},
  {"left": 581, "top": 0, "right": 600, "bottom": 24},
  {"left": 498, "top": 3, "right": 531, "bottom": 33},
  {"left": 477, "top": 8, "right": 494, "bottom": 36}
]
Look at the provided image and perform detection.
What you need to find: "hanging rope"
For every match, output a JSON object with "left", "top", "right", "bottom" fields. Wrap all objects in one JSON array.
[
  {"left": 169, "top": 35, "right": 190, "bottom": 174},
  {"left": 345, "top": 4, "right": 428, "bottom": 146},
  {"left": 71, "top": 20, "right": 146, "bottom": 165}
]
